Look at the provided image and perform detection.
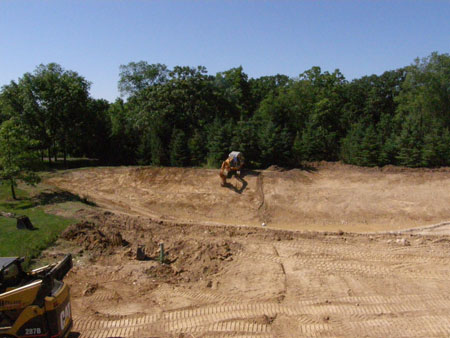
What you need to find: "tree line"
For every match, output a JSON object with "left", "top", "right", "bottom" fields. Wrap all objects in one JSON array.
[{"left": 1, "top": 52, "right": 449, "bottom": 178}]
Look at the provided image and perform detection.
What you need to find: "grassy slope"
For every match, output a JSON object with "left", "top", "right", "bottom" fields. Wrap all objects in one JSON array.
[{"left": 0, "top": 181, "right": 75, "bottom": 265}]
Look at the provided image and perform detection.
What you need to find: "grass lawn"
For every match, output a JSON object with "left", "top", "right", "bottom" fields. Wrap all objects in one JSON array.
[{"left": 0, "top": 180, "right": 75, "bottom": 267}]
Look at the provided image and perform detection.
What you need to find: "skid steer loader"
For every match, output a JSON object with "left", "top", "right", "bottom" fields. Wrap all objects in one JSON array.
[{"left": 0, "top": 254, "right": 73, "bottom": 338}]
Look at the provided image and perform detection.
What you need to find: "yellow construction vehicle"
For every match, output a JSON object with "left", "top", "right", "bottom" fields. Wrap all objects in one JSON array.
[{"left": 0, "top": 255, "right": 73, "bottom": 338}]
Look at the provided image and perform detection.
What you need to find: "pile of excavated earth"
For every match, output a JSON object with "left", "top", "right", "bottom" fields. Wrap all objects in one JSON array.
[{"left": 40, "top": 162, "right": 450, "bottom": 337}]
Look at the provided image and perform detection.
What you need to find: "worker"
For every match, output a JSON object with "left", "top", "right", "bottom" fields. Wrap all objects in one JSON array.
[{"left": 220, "top": 151, "right": 244, "bottom": 186}]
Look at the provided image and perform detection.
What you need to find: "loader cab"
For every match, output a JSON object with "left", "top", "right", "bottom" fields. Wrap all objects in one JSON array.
[
  {"left": 0, "top": 255, "right": 73, "bottom": 338},
  {"left": 0, "top": 257, "right": 26, "bottom": 293}
]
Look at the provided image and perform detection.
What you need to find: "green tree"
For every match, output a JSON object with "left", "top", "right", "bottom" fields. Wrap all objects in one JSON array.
[
  {"left": 2, "top": 63, "right": 91, "bottom": 165},
  {"left": 188, "top": 129, "right": 206, "bottom": 166},
  {"left": 74, "top": 98, "right": 111, "bottom": 161},
  {"left": 340, "top": 123, "right": 362, "bottom": 165},
  {"left": 0, "top": 118, "right": 40, "bottom": 199},
  {"left": 249, "top": 74, "right": 290, "bottom": 111},
  {"left": 215, "top": 66, "right": 252, "bottom": 120},
  {"left": 395, "top": 115, "right": 424, "bottom": 167},
  {"left": 422, "top": 126, "right": 450, "bottom": 167},
  {"left": 291, "top": 131, "right": 303, "bottom": 166},
  {"left": 118, "top": 62, "right": 169, "bottom": 97},
  {"left": 230, "top": 120, "right": 260, "bottom": 167},
  {"left": 258, "top": 121, "right": 293, "bottom": 166},
  {"left": 108, "top": 98, "right": 139, "bottom": 164},
  {"left": 376, "top": 113, "right": 398, "bottom": 166},
  {"left": 300, "top": 123, "right": 336, "bottom": 162},
  {"left": 396, "top": 52, "right": 450, "bottom": 129},
  {"left": 170, "top": 129, "right": 189, "bottom": 167},
  {"left": 359, "top": 125, "right": 380, "bottom": 167},
  {"left": 206, "top": 118, "right": 233, "bottom": 167},
  {"left": 341, "top": 120, "right": 381, "bottom": 167},
  {"left": 393, "top": 52, "right": 450, "bottom": 167}
]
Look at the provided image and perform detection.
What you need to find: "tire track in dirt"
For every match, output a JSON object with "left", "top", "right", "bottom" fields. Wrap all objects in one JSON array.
[
  {"left": 42, "top": 167, "right": 450, "bottom": 337},
  {"left": 73, "top": 296, "right": 450, "bottom": 337},
  {"left": 275, "top": 240, "right": 450, "bottom": 271},
  {"left": 82, "top": 290, "right": 119, "bottom": 302},
  {"left": 235, "top": 251, "right": 284, "bottom": 264},
  {"left": 67, "top": 226, "right": 450, "bottom": 337},
  {"left": 74, "top": 303, "right": 305, "bottom": 337},
  {"left": 344, "top": 315, "right": 450, "bottom": 337},
  {"left": 157, "top": 284, "right": 231, "bottom": 304}
]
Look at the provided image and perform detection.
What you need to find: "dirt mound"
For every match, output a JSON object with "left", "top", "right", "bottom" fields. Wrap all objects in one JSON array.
[
  {"left": 61, "top": 221, "right": 129, "bottom": 253},
  {"left": 46, "top": 165, "right": 450, "bottom": 233},
  {"left": 37, "top": 163, "right": 450, "bottom": 337},
  {"left": 127, "top": 237, "right": 241, "bottom": 283},
  {"left": 47, "top": 209, "right": 450, "bottom": 337},
  {"left": 265, "top": 165, "right": 287, "bottom": 172},
  {"left": 62, "top": 213, "right": 242, "bottom": 286},
  {"left": 167, "top": 240, "right": 240, "bottom": 282}
]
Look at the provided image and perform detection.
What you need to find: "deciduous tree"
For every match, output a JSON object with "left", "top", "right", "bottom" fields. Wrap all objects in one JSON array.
[{"left": 0, "top": 118, "right": 40, "bottom": 199}]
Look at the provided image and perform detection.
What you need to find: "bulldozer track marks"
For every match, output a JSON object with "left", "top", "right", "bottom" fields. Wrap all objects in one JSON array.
[
  {"left": 273, "top": 241, "right": 450, "bottom": 279},
  {"left": 236, "top": 251, "right": 284, "bottom": 264},
  {"left": 344, "top": 315, "right": 450, "bottom": 337},
  {"left": 275, "top": 240, "right": 450, "bottom": 263},
  {"left": 70, "top": 233, "right": 450, "bottom": 337},
  {"left": 48, "top": 167, "right": 450, "bottom": 337},
  {"left": 243, "top": 244, "right": 450, "bottom": 282},
  {"left": 73, "top": 302, "right": 302, "bottom": 337},
  {"left": 72, "top": 297, "right": 450, "bottom": 337},
  {"left": 82, "top": 290, "right": 118, "bottom": 302},
  {"left": 158, "top": 284, "right": 232, "bottom": 304}
]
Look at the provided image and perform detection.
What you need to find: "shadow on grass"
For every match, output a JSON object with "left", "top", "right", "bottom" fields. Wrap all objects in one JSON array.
[
  {"left": 0, "top": 198, "right": 34, "bottom": 211},
  {"left": 31, "top": 190, "right": 97, "bottom": 208}
]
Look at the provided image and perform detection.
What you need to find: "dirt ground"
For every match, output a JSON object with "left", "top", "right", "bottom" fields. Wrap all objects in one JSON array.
[
  {"left": 45, "top": 162, "right": 450, "bottom": 232},
  {"left": 41, "top": 163, "right": 450, "bottom": 337}
]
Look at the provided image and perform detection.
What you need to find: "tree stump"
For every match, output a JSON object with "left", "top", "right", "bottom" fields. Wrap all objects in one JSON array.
[
  {"left": 136, "top": 245, "right": 147, "bottom": 260},
  {"left": 16, "top": 216, "right": 35, "bottom": 230}
]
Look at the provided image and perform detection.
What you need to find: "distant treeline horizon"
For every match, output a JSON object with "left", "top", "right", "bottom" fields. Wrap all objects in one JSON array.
[{"left": 1, "top": 51, "right": 449, "bottom": 169}]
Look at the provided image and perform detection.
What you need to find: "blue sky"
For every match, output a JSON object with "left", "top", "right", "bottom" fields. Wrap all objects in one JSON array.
[{"left": 1, "top": 0, "right": 449, "bottom": 102}]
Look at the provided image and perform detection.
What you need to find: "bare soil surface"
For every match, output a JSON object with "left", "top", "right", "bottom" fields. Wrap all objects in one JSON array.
[
  {"left": 40, "top": 163, "right": 450, "bottom": 337},
  {"left": 45, "top": 162, "right": 450, "bottom": 233}
]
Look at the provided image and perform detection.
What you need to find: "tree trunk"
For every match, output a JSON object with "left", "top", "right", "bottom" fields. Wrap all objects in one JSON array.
[
  {"left": 48, "top": 147, "right": 52, "bottom": 165},
  {"left": 63, "top": 136, "right": 67, "bottom": 167},
  {"left": 41, "top": 149, "right": 44, "bottom": 162},
  {"left": 54, "top": 141, "right": 57, "bottom": 163},
  {"left": 10, "top": 178, "right": 16, "bottom": 200}
]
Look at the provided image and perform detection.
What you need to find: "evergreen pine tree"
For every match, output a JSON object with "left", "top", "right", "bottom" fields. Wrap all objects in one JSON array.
[
  {"left": 396, "top": 116, "right": 424, "bottom": 167},
  {"left": 291, "top": 131, "right": 303, "bottom": 166},
  {"left": 340, "top": 122, "right": 364, "bottom": 165},
  {"left": 137, "top": 131, "right": 152, "bottom": 165},
  {"left": 188, "top": 129, "right": 206, "bottom": 166},
  {"left": 206, "top": 118, "right": 233, "bottom": 167},
  {"left": 231, "top": 120, "right": 260, "bottom": 168},
  {"left": 150, "top": 128, "right": 166, "bottom": 166},
  {"left": 170, "top": 129, "right": 189, "bottom": 167},
  {"left": 422, "top": 124, "right": 450, "bottom": 167},
  {"left": 359, "top": 125, "right": 380, "bottom": 166}
]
